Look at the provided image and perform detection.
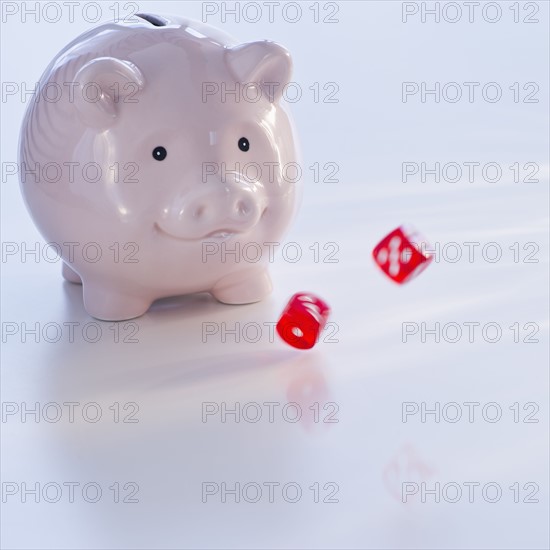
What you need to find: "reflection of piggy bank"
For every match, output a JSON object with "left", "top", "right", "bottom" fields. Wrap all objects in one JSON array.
[{"left": 19, "top": 13, "right": 300, "bottom": 320}]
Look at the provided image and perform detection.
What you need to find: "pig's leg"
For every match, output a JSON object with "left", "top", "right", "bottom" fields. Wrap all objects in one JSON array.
[
  {"left": 82, "top": 283, "right": 152, "bottom": 321},
  {"left": 211, "top": 267, "right": 272, "bottom": 304},
  {"left": 62, "top": 262, "right": 82, "bottom": 284}
]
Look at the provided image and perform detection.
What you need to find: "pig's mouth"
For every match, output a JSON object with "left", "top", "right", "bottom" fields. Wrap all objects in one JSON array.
[
  {"left": 204, "top": 230, "right": 238, "bottom": 239},
  {"left": 154, "top": 207, "right": 268, "bottom": 242},
  {"left": 153, "top": 223, "right": 241, "bottom": 242}
]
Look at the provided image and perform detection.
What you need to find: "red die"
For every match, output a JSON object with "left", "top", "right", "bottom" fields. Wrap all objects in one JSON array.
[
  {"left": 277, "top": 293, "right": 331, "bottom": 350},
  {"left": 372, "top": 226, "right": 433, "bottom": 284}
]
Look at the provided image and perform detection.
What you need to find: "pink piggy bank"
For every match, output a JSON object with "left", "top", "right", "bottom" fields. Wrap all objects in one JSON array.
[{"left": 19, "top": 13, "right": 300, "bottom": 320}]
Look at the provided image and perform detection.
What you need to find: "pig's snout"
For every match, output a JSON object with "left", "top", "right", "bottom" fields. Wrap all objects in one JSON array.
[{"left": 156, "top": 181, "right": 266, "bottom": 241}]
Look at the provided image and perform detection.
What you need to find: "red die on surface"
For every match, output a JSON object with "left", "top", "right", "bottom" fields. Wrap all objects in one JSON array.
[
  {"left": 277, "top": 293, "right": 331, "bottom": 350},
  {"left": 372, "top": 226, "right": 433, "bottom": 284}
]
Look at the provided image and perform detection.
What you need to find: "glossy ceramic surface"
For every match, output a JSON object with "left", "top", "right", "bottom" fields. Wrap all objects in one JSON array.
[{"left": 19, "top": 13, "right": 300, "bottom": 320}]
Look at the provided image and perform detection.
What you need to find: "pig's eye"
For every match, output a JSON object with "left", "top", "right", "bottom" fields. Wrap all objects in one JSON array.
[
  {"left": 152, "top": 146, "right": 167, "bottom": 161},
  {"left": 238, "top": 137, "right": 250, "bottom": 152}
]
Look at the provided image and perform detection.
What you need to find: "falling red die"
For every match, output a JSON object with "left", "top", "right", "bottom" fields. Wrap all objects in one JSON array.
[
  {"left": 373, "top": 225, "right": 433, "bottom": 284},
  {"left": 277, "top": 292, "right": 331, "bottom": 349}
]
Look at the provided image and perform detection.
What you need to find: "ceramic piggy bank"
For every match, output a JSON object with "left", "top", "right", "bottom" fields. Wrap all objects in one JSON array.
[{"left": 19, "top": 13, "right": 300, "bottom": 320}]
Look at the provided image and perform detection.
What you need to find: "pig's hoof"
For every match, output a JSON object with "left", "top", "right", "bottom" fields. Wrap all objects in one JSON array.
[
  {"left": 62, "top": 262, "right": 82, "bottom": 284},
  {"left": 211, "top": 269, "right": 272, "bottom": 305},
  {"left": 82, "top": 285, "right": 151, "bottom": 321}
]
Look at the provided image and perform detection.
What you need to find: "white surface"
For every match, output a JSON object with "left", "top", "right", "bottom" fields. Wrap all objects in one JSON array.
[{"left": 1, "top": 1, "right": 549, "bottom": 549}]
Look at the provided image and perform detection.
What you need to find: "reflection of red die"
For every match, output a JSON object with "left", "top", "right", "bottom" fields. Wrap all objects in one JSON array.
[
  {"left": 277, "top": 293, "right": 331, "bottom": 349},
  {"left": 373, "top": 226, "right": 433, "bottom": 284}
]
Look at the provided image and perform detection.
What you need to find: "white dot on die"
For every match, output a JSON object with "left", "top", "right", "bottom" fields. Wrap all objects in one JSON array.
[
  {"left": 377, "top": 249, "right": 388, "bottom": 264},
  {"left": 389, "top": 236, "right": 401, "bottom": 249},
  {"left": 389, "top": 262, "right": 399, "bottom": 276},
  {"left": 292, "top": 327, "right": 303, "bottom": 338}
]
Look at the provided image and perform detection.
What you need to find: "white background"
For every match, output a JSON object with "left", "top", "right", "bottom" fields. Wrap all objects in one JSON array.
[{"left": 1, "top": 1, "right": 549, "bottom": 548}]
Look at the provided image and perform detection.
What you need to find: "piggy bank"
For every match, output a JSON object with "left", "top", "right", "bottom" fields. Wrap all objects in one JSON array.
[{"left": 19, "top": 13, "right": 300, "bottom": 320}]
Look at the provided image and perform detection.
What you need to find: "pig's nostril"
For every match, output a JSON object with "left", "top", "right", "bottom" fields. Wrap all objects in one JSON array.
[
  {"left": 193, "top": 205, "right": 206, "bottom": 219},
  {"left": 236, "top": 200, "right": 251, "bottom": 217}
]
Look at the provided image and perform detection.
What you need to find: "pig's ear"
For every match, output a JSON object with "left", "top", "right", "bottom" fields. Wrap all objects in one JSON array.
[
  {"left": 73, "top": 57, "right": 145, "bottom": 128},
  {"left": 226, "top": 41, "right": 292, "bottom": 103}
]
